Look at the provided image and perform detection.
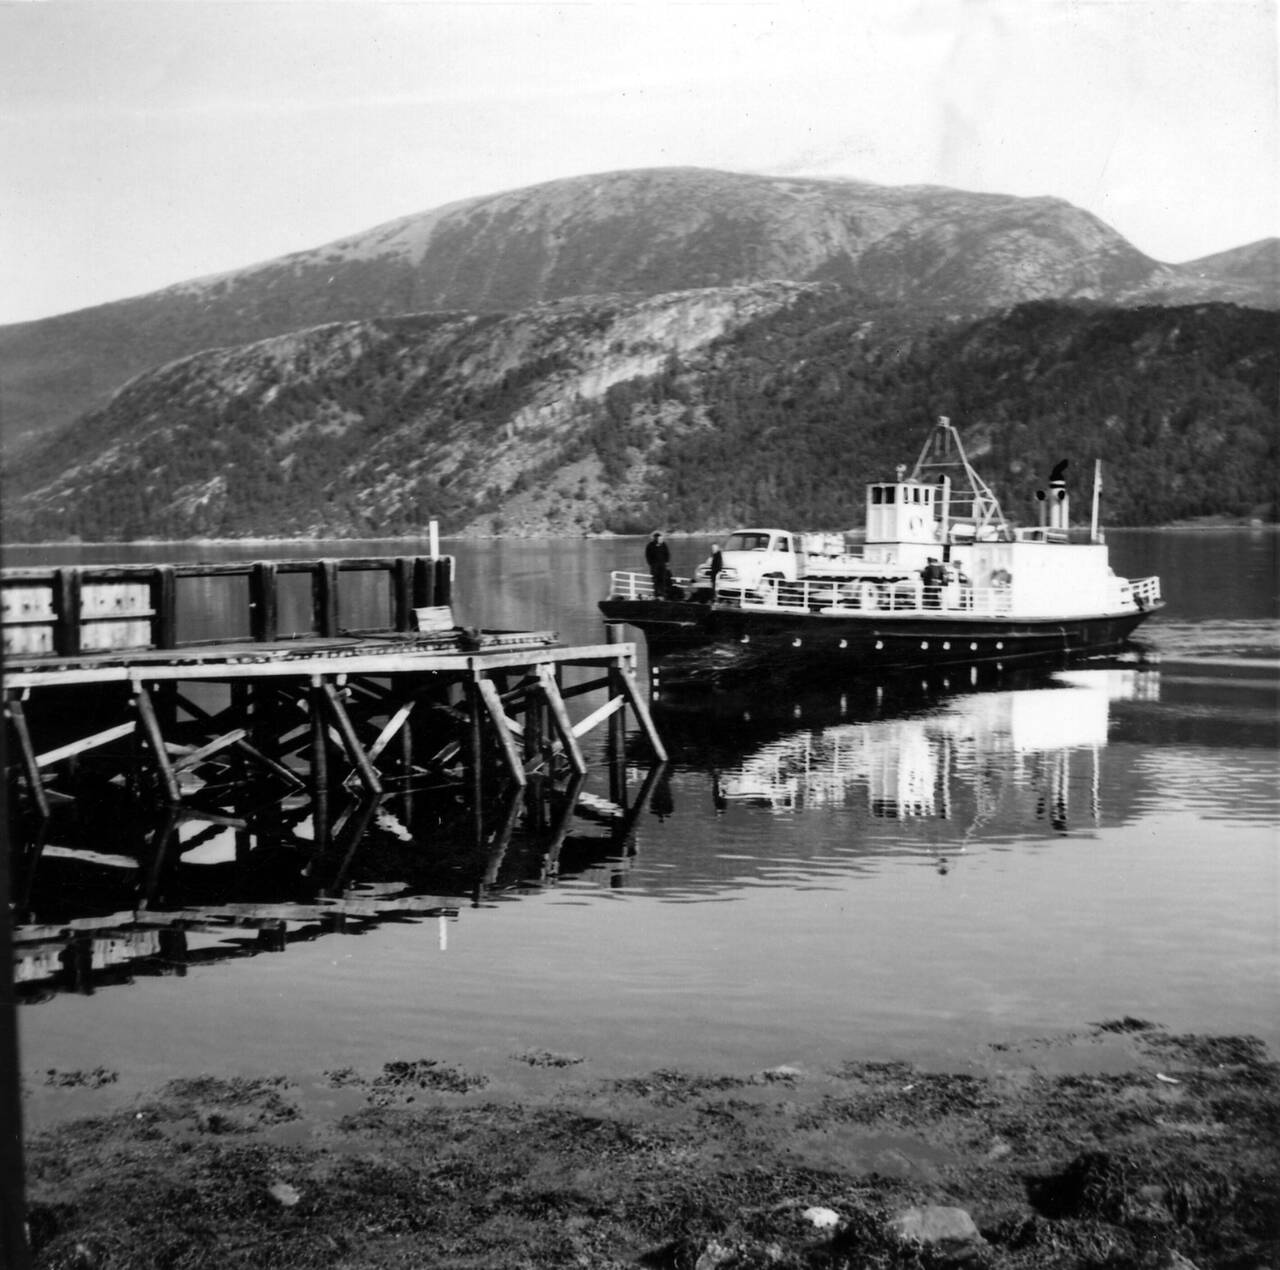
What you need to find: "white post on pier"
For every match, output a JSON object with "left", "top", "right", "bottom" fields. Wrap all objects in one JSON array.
[
  {"left": 1090, "top": 460, "right": 1103, "bottom": 543},
  {"left": 428, "top": 518, "right": 440, "bottom": 560}
]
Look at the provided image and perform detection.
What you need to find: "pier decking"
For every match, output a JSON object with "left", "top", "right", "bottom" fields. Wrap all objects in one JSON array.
[{"left": 4, "top": 549, "right": 665, "bottom": 826}]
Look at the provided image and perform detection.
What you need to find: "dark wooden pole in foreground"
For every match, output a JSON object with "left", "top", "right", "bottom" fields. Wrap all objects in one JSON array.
[{"left": 0, "top": 658, "right": 33, "bottom": 1266}]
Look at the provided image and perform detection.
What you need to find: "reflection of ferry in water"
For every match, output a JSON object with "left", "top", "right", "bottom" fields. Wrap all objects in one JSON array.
[{"left": 671, "top": 668, "right": 1159, "bottom": 833}]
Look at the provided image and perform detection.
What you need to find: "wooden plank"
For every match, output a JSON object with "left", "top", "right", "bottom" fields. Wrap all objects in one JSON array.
[
  {"left": 617, "top": 665, "right": 669, "bottom": 762},
  {"left": 168, "top": 729, "right": 247, "bottom": 773},
  {"left": 537, "top": 665, "right": 587, "bottom": 776},
  {"left": 6, "top": 696, "right": 49, "bottom": 818},
  {"left": 366, "top": 700, "right": 415, "bottom": 763},
  {"left": 571, "top": 694, "right": 625, "bottom": 738},
  {"left": 320, "top": 681, "right": 383, "bottom": 794},
  {"left": 477, "top": 677, "right": 527, "bottom": 787},
  {"left": 80, "top": 582, "right": 152, "bottom": 619},
  {"left": 560, "top": 675, "right": 610, "bottom": 699},
  {"left": 3, "top": 640, "right": 639, "bottom": 688},
  {"left": 177, "top": 808, "right": 247, "bottom": 830},
  {"left": 35, "top": 721, "right": 136, "bottom": 768},
  {"left": 233, "top": 737, "right": 307, "bottom": 789},
  {"left": 2, "top": 582, "right": 56, "bottom": 623},
  {"left": 133, "top": 683, "right": 182, "bottom": 803}
]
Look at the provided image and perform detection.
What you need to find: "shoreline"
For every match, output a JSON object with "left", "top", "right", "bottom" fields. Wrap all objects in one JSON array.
[
  {"left": 20, "top": 1021, "right": 1279, "bottom": 1269},
  {"left": 4, "top": 521, "right": 1276, "bottom": 551}
]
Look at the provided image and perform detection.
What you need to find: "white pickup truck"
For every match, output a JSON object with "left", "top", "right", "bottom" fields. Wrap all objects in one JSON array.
[{"left": 690, "top": 527, "right": 898, "bottom": 598}]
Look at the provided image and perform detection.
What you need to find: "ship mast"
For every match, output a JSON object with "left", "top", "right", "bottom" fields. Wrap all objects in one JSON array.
[{"left": 909, "top": 416, "right": 1010, "bottom": 540}]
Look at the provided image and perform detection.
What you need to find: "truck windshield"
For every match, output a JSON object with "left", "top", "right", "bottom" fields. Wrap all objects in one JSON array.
[{"left": 724, "top": 532, "right": 773, "bottom": 551}]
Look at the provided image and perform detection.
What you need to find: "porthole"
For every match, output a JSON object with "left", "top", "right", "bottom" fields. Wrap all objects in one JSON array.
[
  {"left": 970, "top": 641, "right": 978, "bottom": 651},
  {"left": 792, "top": 638, "right": 802, "bottom": 648},
  {"left": 996, "top": 641, "right": 1004, "bottom": 650},
  {"left": 942, "top": 641, "right": 950, "bottom": 650},
  {"left": 920, "top": 641, "right": 929, "bottom": 650},
  {"left": 875, "top": 640, "right": 884, "bottom": 651},
  {"left": 839, "top": 639, "right": 848, "bottom": 649}
]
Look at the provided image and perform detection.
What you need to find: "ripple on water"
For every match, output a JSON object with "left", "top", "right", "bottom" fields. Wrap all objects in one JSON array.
[{"left": 1141, "top": 618, "right": 1280, "bottom": 662}]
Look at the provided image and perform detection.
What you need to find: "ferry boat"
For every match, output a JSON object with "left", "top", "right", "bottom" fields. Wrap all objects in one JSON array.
[{"left": 599, "top": 417, "right": 1164, "bottom": 687}]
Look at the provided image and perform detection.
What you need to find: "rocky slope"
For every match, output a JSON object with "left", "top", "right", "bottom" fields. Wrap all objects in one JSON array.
[
  {"left": 4, "top": 167, "right": 1274, "bottom": 450},
  {"left": 5, "top": 285, "right": 1276, "bottom": 540}
]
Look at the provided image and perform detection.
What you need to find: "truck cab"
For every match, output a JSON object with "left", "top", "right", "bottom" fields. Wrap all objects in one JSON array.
[{"left": 692, "top": 528, "right": 800, "bottom": 598}]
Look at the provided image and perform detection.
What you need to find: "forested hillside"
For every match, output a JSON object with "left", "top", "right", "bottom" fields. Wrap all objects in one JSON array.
[
  {"left": 4, "top": 288, "right": 1275, "bottom": 541},
  {"left": 643, "top": 295, "right": 1278, "bottom": 529}
]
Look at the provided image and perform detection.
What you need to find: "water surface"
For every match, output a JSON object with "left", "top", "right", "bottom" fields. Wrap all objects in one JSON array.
[{"left": 11, "top": 530, "right": 1279, "bottom": 1122}]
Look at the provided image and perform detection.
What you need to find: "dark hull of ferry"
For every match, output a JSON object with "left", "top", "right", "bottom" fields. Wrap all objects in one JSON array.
[{"left": 599, "top": 597, "right": 1163, "bottom": 687}]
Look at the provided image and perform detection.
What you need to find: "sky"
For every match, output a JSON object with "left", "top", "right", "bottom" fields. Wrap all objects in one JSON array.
[{"left": 1, "top": 0, "right": 1276, "bottom": 326}]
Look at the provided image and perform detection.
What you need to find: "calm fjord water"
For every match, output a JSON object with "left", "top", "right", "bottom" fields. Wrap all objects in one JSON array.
[{"left": 11, "top": 530, "right": 1279, "bottom": 1118}]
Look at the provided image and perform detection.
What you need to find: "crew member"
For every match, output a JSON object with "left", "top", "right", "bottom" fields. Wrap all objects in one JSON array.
[
  {"left": 708, "top": 543, "right": 723, "bottom": 599},
  {"left": 921, "top": 557, "right": 946, "bottom": 609},
  {"left": 645, "top": 531, "right": 672, "bottom": 599}
]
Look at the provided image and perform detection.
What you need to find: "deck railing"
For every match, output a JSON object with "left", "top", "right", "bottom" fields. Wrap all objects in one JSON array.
[
  {"left": 606, "top": 571, "right": 696, "bottom": 601},
  {"left": 741, "top": 578, "right": 1014, "bottom": 616},
  {"left": 607, "top": 570, "right": 1014, "bottom": 615},
  {"left": 1122, "top": 576, "right": 1162, "bottom": 609}
]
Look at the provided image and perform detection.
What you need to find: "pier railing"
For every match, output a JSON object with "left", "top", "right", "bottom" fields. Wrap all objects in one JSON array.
[{"left": 2, "top": 554, "right": 454, "bottom": 658}]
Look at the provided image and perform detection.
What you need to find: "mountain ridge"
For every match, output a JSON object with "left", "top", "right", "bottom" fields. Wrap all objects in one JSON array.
[{"left": 3, "top": 167, "right": 1275, "bottom": 450}]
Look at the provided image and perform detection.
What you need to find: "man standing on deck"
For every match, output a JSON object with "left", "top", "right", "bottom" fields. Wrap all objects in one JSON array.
[
  {"left": 921, "top": 557, "right": 946, "bottom": 609},
  {"left": 708, "top": 543, "right": 723, "bottom": 599},
  {"left": 646, "top": 531, "right": 671, "bottom": 599}
]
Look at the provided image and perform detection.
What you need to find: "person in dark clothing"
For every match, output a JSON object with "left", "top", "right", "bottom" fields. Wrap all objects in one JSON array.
[
  {"left": 708, "top": 543, "right": 724, "bottom": 599},
  {"left": 921, "top": 557, "right": 946, "bottom": 609},
  {"left": 645, "top": 531, "right": 672, "bottom": 598}
]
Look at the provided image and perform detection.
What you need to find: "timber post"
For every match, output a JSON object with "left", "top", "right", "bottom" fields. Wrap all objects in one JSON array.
[
  {"left": 53, "top": 568, "right": 82, "bottom": 658},
  {"left": 393, "top": 557, "right": 415, "bottom": 632},
  {"left": 250, "top": 562, "right": 279, "bottom": 642},
  {"left": 313, "top": 560, "right": 340, "bottom": 638},
  {"left": 151, "top": 565, "right": 178, "bottom": 649}
]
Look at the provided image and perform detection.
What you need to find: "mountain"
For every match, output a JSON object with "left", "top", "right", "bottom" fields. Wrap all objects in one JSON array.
[
  {"left": 3, "top": 167, "right": 1274, "bottom": 450},
  {"left": 5, "top": 285, "right": 1275, "bottom": 541},
  {"left": 1178, "top": 239, "right": 1280, "bottom": 291}
]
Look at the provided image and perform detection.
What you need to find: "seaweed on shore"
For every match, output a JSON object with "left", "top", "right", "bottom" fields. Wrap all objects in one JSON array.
[{"left": 22, "top": 1029, "right": 1280, "bottom": 1269}]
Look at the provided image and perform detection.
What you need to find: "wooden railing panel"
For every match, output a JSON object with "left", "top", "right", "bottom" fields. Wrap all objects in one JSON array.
[{"left": 2, "top": 554, "right": 454, "bottom": 659}]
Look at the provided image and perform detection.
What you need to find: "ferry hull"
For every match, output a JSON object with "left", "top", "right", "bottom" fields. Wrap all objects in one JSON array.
[{"left": 598, "top": 597, "right": 1162, "bottom": 687}]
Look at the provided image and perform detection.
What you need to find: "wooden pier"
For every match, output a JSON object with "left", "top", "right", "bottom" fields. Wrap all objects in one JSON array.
[{"left": 3, "top": 549, "right": 666, "bottom": 829}]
